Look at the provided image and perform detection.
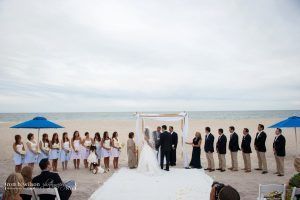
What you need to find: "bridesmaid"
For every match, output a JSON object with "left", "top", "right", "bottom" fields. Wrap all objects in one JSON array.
[
  {"left": 24, "top": 133, "right": 38, "bottom": 169},
  {"left": 101, "top": 131, "right": 111, "bottom": 172},
  {"left": 71, "top": 131, "right": 82, "bottom": 169},
  {"left": 111, "top": 132, "right": 121, "bottom": 169},
  {"left": 82, "top": 132, "right": 92, "bottom": 168},
  {"left": 49, "top": 133, "right": 60, "bottom": 172},
  {"left": 38, "top": 133, "right": 50, "bottom": 163},
  {"left": 127, "top": 132, "right": 137, "bottom": 169},
  {"left": 61, "top": 132, "right": 71, "bottom": 170},
  {"left": 94, "top": 132, "right": 102, "bottom": 166},
  {"left": 186, "top": 132, "right": 202, "bottom": 169},
  {"left": 13, "top": 135, "right": 25, "bottom": 172}
]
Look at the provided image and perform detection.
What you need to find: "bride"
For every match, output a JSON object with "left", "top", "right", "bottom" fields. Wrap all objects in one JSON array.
[{"left": 137, "top": 128, "right": 161, "bottom": 175}]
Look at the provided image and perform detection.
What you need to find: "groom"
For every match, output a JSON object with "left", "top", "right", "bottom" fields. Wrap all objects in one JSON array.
[{"left": 158, "top": 125, "right": 172, "bottom": 171}]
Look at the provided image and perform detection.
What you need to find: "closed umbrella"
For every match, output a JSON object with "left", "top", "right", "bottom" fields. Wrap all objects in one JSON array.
[
  {"left": 11, "top": 116, "right": 64, "bottom": 150},
  {"left": 269, "top": 116, "right": 300, "bottom": 153}
]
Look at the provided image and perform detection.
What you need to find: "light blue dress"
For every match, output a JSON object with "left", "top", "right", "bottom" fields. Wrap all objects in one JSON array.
[
  {"left": 95, "top": 141, "right": 102, "bottom": 159},
  {"left": 24, "top": 141, "right": 38, "bottom": 164},
  {"left": 60, "top": 141, "right": 71, "bottom": 162},
  {"left": 13, "top": 144, "right": 25, "bottom": 165},
  {"left": 49, "top": 142, "right": 60, "bottom": 160},
  {"left": 38, "top": 142, "right": 50, "bottom": 163}
]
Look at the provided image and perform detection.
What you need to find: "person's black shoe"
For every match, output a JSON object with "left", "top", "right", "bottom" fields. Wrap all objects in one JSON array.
[
  {"left": 164, "top": 169, "right": 169, "bottom": 171},
  {"left": 216, "top": 168, "right": 222, "bottom": 170},
  {"left": 255, "top": 168, "right": 262, "bottom": 171},
  {"left": 221, "top": 169, "right": 226, "bottom": 172},
  {"left": 277, "top": 174, "right": 284, "bottom": 177},
  {"left": 204, "top": 168, "right": 211, "bottom": 171},
  {"left": 262, "top": 171, "right": 268, "bottom": 174}
]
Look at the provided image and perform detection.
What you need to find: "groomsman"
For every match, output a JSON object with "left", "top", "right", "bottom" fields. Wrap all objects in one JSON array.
[
  {"left": 273, "top": 128, "right": 286, "bottom": 176},
  {"left": 241, "top": 128, "right": 252, "bottom": 172},
  {"left": 254, "top": 124, "right": 268, "bottom": 174},
  {"left": 153, "top": 126, "right": 162, "bottom": 151},
  {"left": 169, "top": 126, "right": 178, "bottom": 166},
  {"left": 216, "top": 128, "right": 227, "bottom": 172},
  {"left": 228, "top": 126, "right": 240, "bottom": 171},
  {"left": 204, "top": 127, "right": 215, "bottom": 172},
  {"left": 159, "top": 125, "right": 172, "bottom": 171}
]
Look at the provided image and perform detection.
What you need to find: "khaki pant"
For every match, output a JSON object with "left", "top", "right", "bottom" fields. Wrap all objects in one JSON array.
[
  {"left": 256, "top": 150, "right": 268, "bottom": 171},
  {"left": 242, "top": 153, "right": 251, "bottom": 170},
  {"left": 218, "top": 153, "right": 226, "bottom": 170},
  {"left": 230, "top": 151, "right": 238, "bottom": 170},
  {"left": 275, "top": 155, "right": 284, "bottom": 175},
  {"left": 205, "top": 152, "right": 215, "bottom": 169}
]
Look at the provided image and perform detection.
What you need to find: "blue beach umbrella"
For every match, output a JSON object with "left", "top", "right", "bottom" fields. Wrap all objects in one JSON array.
[
  {"left": 269, "top": 116, "right": 300, "bottom": 153},
  {"left": 11, "top": 116, "right": 64, "bottom": 149}
]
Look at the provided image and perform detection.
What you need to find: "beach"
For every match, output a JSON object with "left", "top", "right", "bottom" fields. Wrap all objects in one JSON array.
[{"left": 0, "top": 118, "right": 297, "bottom": 199}]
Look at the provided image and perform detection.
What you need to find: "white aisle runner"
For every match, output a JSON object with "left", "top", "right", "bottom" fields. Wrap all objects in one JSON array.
[{"left": 89, "top": 168, "right": 213, "bottom": 200}]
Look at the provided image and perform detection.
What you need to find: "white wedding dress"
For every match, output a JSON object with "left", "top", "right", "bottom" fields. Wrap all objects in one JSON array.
[{"left": 137, "top": 130, "right": 161, "bottom": 175}]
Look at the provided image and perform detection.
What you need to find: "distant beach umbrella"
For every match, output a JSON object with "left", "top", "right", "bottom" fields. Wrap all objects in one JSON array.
[
  {"left": 10, "top": 116, "right": 64, "bottom": 150},
  {"left": 269, "top": 116, "right": 300, "bottom": 153}
]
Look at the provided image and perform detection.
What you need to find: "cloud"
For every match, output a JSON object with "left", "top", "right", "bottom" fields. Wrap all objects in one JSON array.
[{"left": 0, "top": 0, "right": 300, "bottom": 112}]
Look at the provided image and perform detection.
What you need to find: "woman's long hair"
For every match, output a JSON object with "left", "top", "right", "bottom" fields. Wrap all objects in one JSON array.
[
  {"left": 51, "top": 133, "right": 59, "bottom": 145},
  {"left": 62, "top": 132, "right": 69, "bottom": 143}
]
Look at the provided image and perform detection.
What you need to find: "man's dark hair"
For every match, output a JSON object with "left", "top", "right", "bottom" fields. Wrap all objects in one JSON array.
[
  {"left": 39, "top": 158, "right": 49, "bottom": 170},
  {"left": 162, "top": 125, "right": 167, "bottom": 130},
  {"left": 229, "top": 126, "right": 235, "bottom": 131},
  {"left": 277, "top": 128, "right": 282, "bottom": 133},
  {"left": 128, "top": 132, "right": 134, "bottom": 139},
  {"left": 218, "top": 185, "right": 240, "bottom": 200},
  {"left": 169, "top": 126, "right": 174, "bottom": 130},
  {"left": 244, "top": 128, "right": 249, "bottom": 133},
  {"left": 218, "top": 128, "right": 224, "bottom": 133},
  {"left": 258, "top": 124, "right": 264, "bottom": 130},
  {"left": 205, "top": 127, "right": 211, "bottom": 132}
]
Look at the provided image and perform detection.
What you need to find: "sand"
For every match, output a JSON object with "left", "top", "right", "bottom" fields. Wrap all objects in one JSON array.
[{"left": 0, "top": 118, "right": 297, "bottom": 199}]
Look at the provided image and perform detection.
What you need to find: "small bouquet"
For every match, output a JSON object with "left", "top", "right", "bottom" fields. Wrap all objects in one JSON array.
[
  {"left": 264, "top": 191, "right": 282, "bottom": 200},
  {"left": 42, "top": 146, "right": 50, "bottom": 153},
  {"left": 52, "top": 143, "right": 60, "bottom": 149},
  {"left": 119, "top": 142, "right": 125, "bottom": 151},
  {"left": 19, "top": 150, "right": 26, "bottom": 156}
]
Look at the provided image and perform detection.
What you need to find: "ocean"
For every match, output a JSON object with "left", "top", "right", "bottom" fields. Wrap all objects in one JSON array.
[{"left": 0, "top": 110, "right": 299, "bottom": 122}]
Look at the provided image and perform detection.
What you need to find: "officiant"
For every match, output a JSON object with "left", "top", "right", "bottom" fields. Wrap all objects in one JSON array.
[{"left": 169, "top": 126, "right": 178, "bottom": 166}]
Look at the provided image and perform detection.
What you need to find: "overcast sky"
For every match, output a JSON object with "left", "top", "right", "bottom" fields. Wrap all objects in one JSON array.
[{"left": 0, "top": 0, "right": 299, "bottom": 112}]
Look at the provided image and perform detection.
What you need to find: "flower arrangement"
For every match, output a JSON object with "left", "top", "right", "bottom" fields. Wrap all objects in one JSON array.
[
  {"left": 52, "top": 143, "right": 60, "bottom": 149},
  {"left": 264, "top": 191, "right": 282, "bottom": 200},
  {"left": 19, "top": 150, "right": 26, "bottom": 155}
]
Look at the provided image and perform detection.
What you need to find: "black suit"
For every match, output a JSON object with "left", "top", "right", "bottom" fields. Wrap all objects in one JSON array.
[
  {"left": 159, "top": 131, "right": 172, "bottom": 170},
  {"left": 32, "top": 170, "right": 72, "bottom": 200},
  {"left": 229, "top": 132, "right": 240, "bottom": 152},
  {"left": 273, "top": 135, "right": 286, "bottom": 157},
  {"left": 204, "top": 133, "right": 214, "bottom": 153},
  {"left": 170, "top": 132, "right": 178, "bottom": 166},
  {"left": 216, "top": 135, "right": 227, "bottom": 154},
  {"left": 254, "top": 131, "right": 267, "bottom": 152},
  {"left": 241, "top": 134, "right": 252, "bottom": 153}
]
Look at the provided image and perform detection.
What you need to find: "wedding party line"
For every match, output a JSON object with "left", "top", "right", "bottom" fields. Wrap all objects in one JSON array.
[{"left": 12, "top": 123, "right": 286, "bottom": 175}]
